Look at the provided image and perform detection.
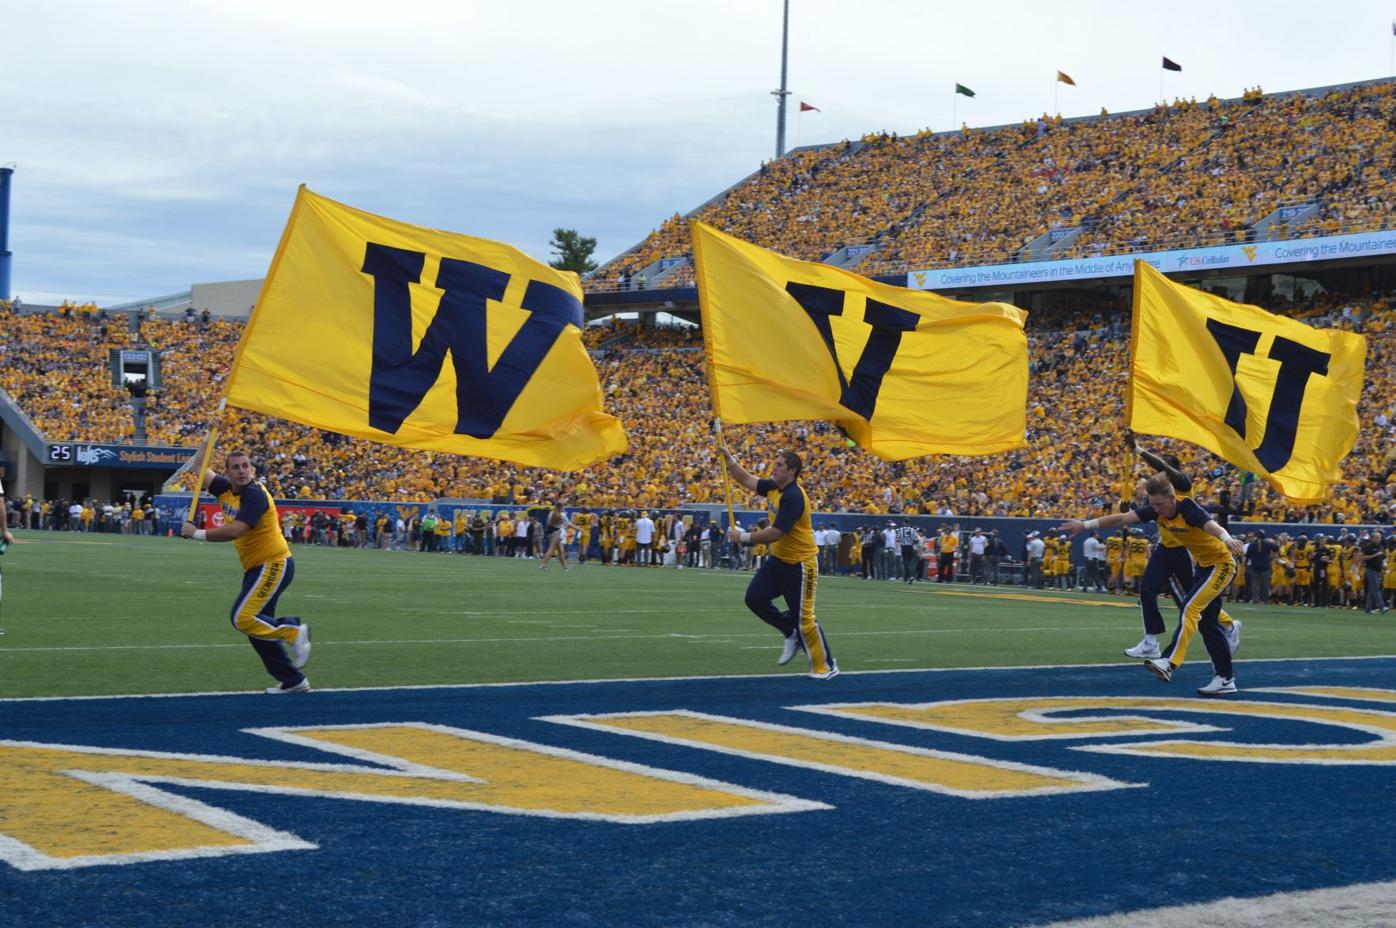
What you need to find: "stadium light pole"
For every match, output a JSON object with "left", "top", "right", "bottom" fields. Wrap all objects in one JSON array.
[
  {"left": 772, "top": 0, "right": 791, "bottom": 159},
  {"left": 0, "top": 165, "right": 13, "bottom": 303}
]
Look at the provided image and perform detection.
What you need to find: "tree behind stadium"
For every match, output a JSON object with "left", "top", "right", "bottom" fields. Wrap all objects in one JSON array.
[{"left": 549, "top": 228, "right": 598, "bottom": 274}]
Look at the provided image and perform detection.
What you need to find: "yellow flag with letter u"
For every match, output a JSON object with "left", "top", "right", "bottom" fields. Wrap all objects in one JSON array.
[
  {"left": 692, "top": 222, "right": 1028, "bottom": 459},
  {"left": 1128, "top": 260, "right": 1365, "bottom": 503},
  {"left": 224, "top": 187, "right": 627, "bottom": 470}
]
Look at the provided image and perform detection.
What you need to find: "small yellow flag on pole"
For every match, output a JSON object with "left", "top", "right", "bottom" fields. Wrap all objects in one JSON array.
[{"left": 1127, "top": 260, "right": 1366, "bottom": 503}]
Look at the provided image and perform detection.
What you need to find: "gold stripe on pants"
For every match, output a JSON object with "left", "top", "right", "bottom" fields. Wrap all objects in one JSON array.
[
  {"left": 797, "top": 557, "right": 833, "bottom": 675},
  {"left": 1170, "top": 558, "right": 1236, "bottom": 666}
]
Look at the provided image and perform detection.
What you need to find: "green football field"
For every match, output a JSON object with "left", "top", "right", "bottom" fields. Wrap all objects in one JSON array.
[{"left": 0, "top": 531, "right": 1389, "bottom": 699}]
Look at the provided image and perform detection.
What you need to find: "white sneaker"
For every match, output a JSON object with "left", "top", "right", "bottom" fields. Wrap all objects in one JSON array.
[
  {"left": 810, "top": 660, "right": 839, "bottom": 681},
  {"left": 266, "top": 678, "right": 310, "bottom": 694},
  {"left": 1125, "top": 639, "right": 1161, "bottom": 660},
  {"left": 1145, "top": 658, "right": 1173, "bottom": 683},
  {"left": 291, "top": 624, "right": 312, "bottom": 669},
  {"left": 777, "top": 632, "right": 803, "bottom": 666},
  {"left": 1224, "top": 618, "right": 1242, "bottom": 655},
  {"left": 1197, "top": 675, "right": 1237, "bottom": 697}
]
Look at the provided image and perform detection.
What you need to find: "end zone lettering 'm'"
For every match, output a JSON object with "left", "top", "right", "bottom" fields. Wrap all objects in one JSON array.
[{"left": 0, "top": 723, "right": 819, "bottom": 871}]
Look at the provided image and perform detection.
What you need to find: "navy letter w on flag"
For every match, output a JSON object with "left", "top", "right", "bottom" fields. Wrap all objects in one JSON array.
[{"left": 362, "top": 243, "right": 584, "bottom": 439}]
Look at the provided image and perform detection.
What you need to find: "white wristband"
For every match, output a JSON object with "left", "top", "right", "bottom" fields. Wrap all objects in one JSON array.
[
  {"left": 1083, "top": 519, "right": 1100, "bottom": 530},
  {"left": 740, "top": 532, "right": 752, "bottom": 543},
  {"left": 194, "top": 529, "right": 207, "bottom": 541},
  {"left": 1219, "top": 531, "right": 1234, "bottom": 544}
]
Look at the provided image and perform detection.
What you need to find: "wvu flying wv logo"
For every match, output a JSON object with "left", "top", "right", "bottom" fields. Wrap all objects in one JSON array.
[
  {"left": 1242, "top": 244, "right": 1259, "bottom": 262},
  {"left": 7, "top": 687, "right": 1396, "bottom": 872}
]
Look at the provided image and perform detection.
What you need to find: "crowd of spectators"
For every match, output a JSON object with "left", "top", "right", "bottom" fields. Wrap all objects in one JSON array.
[
  {"left": 1, "top": 286, "right": 1392, "bottom": 526},
  {"left": 588, "top": 80, "right": 1396, "bottom": 289}
]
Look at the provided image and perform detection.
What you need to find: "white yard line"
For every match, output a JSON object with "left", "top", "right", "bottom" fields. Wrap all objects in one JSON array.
[
  {"left": 0, "top": 626, "right": 1121, "bottom": 654},
  {"left": 0, "top": 655, "right": 1391, "bottom": 703}
]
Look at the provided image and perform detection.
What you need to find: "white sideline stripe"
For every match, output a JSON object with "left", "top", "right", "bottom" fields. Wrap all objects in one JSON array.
[
  {"left": 1, "top": 654, "right": 1393, "bottom": 703},
  {"left": 1035, "top": 880, "right": 1396, "bottom": 928},
  {"left": 0, "top": 626, "right": 1118, "bottom": 654},
  {"left": 0, "top": 601, "right": 1081, "bottom": 620}
]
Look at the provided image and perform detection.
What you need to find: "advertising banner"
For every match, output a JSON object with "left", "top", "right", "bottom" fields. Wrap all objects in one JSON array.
[
  {"left": 46, "top": 443, "right": 193, "bottom": 468},
  {"left": 906, "top": 229, "right": 1396, "bottom": 291}
]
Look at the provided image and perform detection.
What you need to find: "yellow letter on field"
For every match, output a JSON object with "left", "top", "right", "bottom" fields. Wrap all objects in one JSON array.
[
  {"left": 800, "top": 696, "right": 1396, "bottom": 765},
  {"left": 0, "top": 723, "right": 822, "bottom": 871},
  {"left": 543, "top": 711, "right": 1133, "bottom": 798}
]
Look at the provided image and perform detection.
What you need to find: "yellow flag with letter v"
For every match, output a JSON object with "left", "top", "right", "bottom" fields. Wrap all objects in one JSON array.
[
  {"left": 691, "top": 222, "right": 1028, "bottom": 459},
  {"left": 223, "top": 187, "right": 627, "bottom": 471},
  {"left": 1127, "top": 260, "right": 1366, "bottom": 503}
]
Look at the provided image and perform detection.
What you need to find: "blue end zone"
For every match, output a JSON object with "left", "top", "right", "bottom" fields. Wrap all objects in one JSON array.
[{"left": 3, "top": 658, "right": 1395, "bottom": 928}]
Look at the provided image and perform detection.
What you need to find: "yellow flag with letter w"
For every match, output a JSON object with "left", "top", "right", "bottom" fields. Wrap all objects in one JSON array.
[
  {"left": 224, "top": 187, "right": 627, "bottom": 470},
  {"left": 692, "top": 223, "right": 1028, "bottom": 459},
  {"left": 1128, "top": 260, "right": 1366, "bottom": 503}
]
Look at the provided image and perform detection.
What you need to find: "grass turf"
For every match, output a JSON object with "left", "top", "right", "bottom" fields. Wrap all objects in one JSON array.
[{"left": 0, "top": 530, "right": 1389, "bottom": 698}]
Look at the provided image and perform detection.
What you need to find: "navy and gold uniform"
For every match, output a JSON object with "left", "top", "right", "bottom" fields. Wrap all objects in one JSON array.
[
  {"left": 743, "top": 477, "right": 835, "bottom": 678},
  {"left": 1137, "top": 510, "right": 1237, "bottom": 640},
  {"left": 1133, "top": 496, "right": 1236, "bottom": 680},
  {"left": 210, "top": 474, "right": 305, "bottom": 688}
]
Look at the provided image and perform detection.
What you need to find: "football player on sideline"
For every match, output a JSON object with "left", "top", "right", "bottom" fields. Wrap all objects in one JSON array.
[{"left": 182, "top": 450, "right": 312, "bottom": 693}]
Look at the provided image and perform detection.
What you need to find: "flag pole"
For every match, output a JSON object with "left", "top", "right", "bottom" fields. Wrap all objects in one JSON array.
[
  {"left": 714, "top": 420, "right": 738, "bottom": 531},
  {"left": 1120, "top": 260, "right": 1147, "bottom": 507},
  {"left": 690, "top": 222, "right": 738, "bottom": 535},
  {"left": 184, "top": 401, "right": 224, "bottom": 524}
]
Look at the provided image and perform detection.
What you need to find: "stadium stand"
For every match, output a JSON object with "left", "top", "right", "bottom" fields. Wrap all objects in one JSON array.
[
  {"left": 1, "top": 293, "right": 1391, "bottom": 525},
  {"left": 3, "top": 81, "right": 1394, "bottom": 534},
  {"left": 588, "top": 80, "right": 1396, "bottom": 289}
]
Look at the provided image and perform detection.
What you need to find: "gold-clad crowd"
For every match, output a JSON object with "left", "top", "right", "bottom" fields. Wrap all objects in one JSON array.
[{"left": 0, "top": 293, "right": 1391, "bottom": 525}]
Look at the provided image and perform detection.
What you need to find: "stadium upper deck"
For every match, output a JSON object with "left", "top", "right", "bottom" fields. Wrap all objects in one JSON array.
[{"left": 588, "top": 78, "right": 1396, "bottom": 292}]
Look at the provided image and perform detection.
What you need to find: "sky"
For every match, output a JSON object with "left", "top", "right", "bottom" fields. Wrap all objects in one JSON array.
[{"left": 6, "top": 0, "right": 1396, "bottom": 305}]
